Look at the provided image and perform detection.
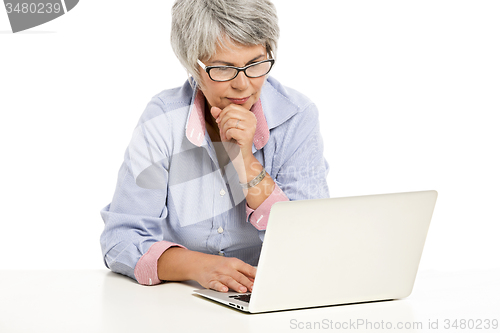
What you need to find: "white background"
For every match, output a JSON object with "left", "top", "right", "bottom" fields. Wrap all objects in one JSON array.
[{"left": 1, "top": 1, "right": 499, "bottom": 272}]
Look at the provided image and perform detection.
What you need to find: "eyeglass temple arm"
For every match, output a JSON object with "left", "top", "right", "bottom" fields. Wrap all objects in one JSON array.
[{"left": 197, "top": 59, "right": 206, "bottom": 70}]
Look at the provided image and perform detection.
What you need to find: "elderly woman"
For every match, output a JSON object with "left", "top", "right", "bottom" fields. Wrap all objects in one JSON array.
[{"left": 100, "top": 0, "right": 329, "bottom": 293}]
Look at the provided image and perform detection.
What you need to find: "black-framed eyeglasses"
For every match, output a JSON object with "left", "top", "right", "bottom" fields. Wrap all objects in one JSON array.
[{"left": 197, "top": 58, "right": 275, "bottom": 82}]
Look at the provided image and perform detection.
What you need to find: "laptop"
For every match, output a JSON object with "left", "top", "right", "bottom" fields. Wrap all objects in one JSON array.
[{"left": 194, "top": 190, "right": 438, "bottom": 313}]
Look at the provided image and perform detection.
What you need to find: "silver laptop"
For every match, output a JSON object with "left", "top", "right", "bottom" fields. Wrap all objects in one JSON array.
[{"left": 194, "top": 190, "right": 438, "bottom": 313}]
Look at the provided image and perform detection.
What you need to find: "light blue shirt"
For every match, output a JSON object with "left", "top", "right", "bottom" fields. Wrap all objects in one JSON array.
[{"left": 100, "top": 76, "right": 329, "bottom": 281}]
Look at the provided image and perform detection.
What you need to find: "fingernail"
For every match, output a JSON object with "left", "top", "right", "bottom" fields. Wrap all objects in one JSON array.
[
  {"left": 216, "top": 117, "right": 220, "bottom": 123},
  {"left": 239, "top": 287, "right": 246, "bottom": 293}
]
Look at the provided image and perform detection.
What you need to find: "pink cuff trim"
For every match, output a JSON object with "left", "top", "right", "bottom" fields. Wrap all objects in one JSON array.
[
  {"left": 246, "top": 183, "right": 289, "bottom": 231},
  {"left": 134, "top": 241, "right": 186, "bottom": 286}
]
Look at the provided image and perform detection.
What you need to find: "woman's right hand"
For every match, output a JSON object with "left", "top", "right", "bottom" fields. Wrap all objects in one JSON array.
[
  {"left": 158, "top": 247, "right": 256, "bottom": 293},
  {"left": 193, "top": 253, "right": 256, "bottom": 293}
]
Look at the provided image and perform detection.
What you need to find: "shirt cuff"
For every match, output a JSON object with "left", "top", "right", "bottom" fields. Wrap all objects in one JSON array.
[
  {"left": 134, "top": 240, "right": 186, "bottom": 286},
  {"left": 245, "top": 183, "right": 289, "bottom": 231}
]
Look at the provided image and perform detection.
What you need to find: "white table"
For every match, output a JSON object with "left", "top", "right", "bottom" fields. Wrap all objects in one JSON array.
[{"left": 1, "top": 269, "right": 498, "bottom": 333}]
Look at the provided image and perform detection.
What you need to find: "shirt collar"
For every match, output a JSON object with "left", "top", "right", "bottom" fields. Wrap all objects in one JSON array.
[{"left": 185, "top": 87, "right": 270, "bottom": 150}]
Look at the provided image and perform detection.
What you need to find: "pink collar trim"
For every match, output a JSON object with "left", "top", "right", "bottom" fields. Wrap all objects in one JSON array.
[{"left": 186, "top": 90, "right": 270, "bottom": 150}]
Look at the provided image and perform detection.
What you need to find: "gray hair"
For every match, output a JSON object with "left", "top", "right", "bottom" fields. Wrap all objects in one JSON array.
[{"left": 171, "top": 0, "right": 280, "bottom": 88}]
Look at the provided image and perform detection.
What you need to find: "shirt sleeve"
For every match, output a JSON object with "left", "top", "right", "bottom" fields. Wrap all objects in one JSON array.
[
  {"left": 274, "top": 103, "right": 330, "bottom": 202},
  {"left": 134, "top": 241, "right": 186, "bottom": 286},
  {"left": 245, "top": 103, "right": 330, "bottom": 234},
  {"left": 245, "top": 183, "right": 289, "bottom": 231},
  {"left": 100, "top": 99, "right": 182, "bottom": 286}
]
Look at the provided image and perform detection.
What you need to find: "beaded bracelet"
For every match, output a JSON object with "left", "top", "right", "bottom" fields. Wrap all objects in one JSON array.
[{"left": 240, "top": 167, "right": 266, "bottom": 189}]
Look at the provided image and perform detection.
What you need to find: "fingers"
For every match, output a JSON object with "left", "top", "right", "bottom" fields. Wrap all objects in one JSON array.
[
  {"left": 240, "top": 264, "right": 257, "bottom": 281},
  {"left": 202, "top": 257, "right": 256, "bottom": 293},
  {"left": 216, "top": 117, "right": 240, "bottom": 141},
  {"left": 218, "top": 112, "right": 256, "bottom": 142},
  {"left": 216, "top": 274, "right": 251, "bottom": 293},
  {"left": 209, "top": 104, "right": 256, "bottom": 158},
  {"left": 208, "top": 280, "right": 229, "bottom": 293},
  {"left": 208, "top": 279, "right": 245, "bottom": 293},
  {"left": 210, "top": 106, "right": 222, "bottom": 120},
  {"left": 211, "top": 104, "right": 243, "bottom": 123},
  {"left": 222, "top": 119, "right": 245, "bottom": 142},
  {"left": 216, "top": 108, "right": 249, "bottom": 129},
  {"left": 232, "top": 268, "right": 255, "bottom": 292},
  {"left": 216, "top": 264, "right": 255, "bottom": 293}
]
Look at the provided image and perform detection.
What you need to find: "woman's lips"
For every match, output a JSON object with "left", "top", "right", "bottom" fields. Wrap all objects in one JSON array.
[{"left": 227, "top": 96, "right": 250, "bottom": 105}]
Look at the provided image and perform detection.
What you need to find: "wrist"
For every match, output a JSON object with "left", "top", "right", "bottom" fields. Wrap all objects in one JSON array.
[
  {"left": 236, "top": 155, "right": 262, "bottom": 184},
  {"left": 158, "top": 246, "right": 194, "bottom": 281}
]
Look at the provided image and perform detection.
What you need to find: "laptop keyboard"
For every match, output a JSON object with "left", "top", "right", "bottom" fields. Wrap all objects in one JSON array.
[{"left": 229, "top": 294, "right": 251, "bottom": 303}]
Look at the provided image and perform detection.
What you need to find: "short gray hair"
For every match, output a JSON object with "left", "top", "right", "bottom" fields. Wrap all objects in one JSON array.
[{"left": 171, "top": 0, "right": 280, "bottom": 87}]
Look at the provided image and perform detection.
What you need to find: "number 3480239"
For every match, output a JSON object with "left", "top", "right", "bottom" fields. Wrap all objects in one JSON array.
[
  {"left": 5, "top": 2, "right": 62, "bottom": 14},
  {"left": 444, "top": 319, "right": 498, "bottom": 330}
]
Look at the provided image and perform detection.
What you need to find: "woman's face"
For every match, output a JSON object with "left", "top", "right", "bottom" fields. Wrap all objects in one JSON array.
[{"left": 199, "top": 42, "right": 268, "bottom": 112}]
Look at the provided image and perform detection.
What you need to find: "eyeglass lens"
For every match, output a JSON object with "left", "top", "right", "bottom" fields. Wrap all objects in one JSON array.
[{"left": 209, "top": 61, "right": 273, "bottom": 81}]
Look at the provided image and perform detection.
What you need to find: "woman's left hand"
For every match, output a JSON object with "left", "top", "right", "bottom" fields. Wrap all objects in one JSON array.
[{"left": 211, "top": 104, "right": 256, "bottom": 158}]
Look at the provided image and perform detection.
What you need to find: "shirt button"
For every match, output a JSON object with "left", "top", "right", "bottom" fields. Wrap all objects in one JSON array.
[
  {"left": 219, "top": 189, "right": 226, "bottom": 196},
  {"left": 217, "top": 226, "right": 224, "bottom": 234}
]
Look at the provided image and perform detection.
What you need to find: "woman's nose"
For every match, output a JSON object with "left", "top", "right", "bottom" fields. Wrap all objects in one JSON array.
[{"left": 231, "top": 71, "right": 250, "bottom": 90}]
